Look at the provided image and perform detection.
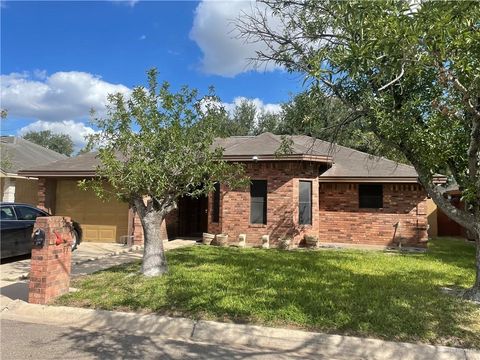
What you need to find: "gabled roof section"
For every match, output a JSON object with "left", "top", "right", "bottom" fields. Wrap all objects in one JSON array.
[
  {"left": 290, "top": 135, "right": 420, "bottom": 181},
  {"left": 18, "top": 151, "right": 100, "bottom": 177},
  {"left": 19, "top": 132, "right": 441, "bottom": 183},
  {"left": 216, "top": 132, "right": 332, "bottom": 163},
  {"left": 1, "top": 136, "right": 67, "bottom": 174}
]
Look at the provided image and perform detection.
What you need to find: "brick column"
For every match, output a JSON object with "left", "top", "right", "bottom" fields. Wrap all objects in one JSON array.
[
  {"left": 133, "top": 212, "right": 144, "bottom": 245},
  {"left": 28, "top": 216, "right": 73, "bottom": 304},
  {"left": 37, "top": 177, "right": 57, "bottom": 214}
]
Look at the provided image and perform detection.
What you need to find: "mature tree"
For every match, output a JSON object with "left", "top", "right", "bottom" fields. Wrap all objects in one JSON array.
[
  {"left": 278, "top": 91, "right": 407, "bottom": 162},
  {"left": 255, "top": 111, "right": 281, "bottom": 134},
  {"left": 231, "top": 99, "right": 258, "bottom": 136},
  {"left": 82, "top": 69, "right": 245, "bottom": 276},
  {"left": 23, "top": 130, "right": 74, "bottom": 156},
  {"left": 0, "top": 109, "right": 12, "bottom": 171},
  {"left": 238, "top": 1, "right": 480, "bottom": 299}
]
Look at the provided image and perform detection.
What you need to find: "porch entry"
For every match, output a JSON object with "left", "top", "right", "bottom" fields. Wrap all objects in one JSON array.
[{"left": 178, "top": 195, "right": 208, "bottom": 237}]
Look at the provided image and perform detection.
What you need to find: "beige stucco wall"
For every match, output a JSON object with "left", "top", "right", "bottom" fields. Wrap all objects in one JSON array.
[
  {"left": 15, "top": 178, "right": 39, "bottom": 205},
  {"left": 426, "top": 198, "right": 438, "bottom": 238}
]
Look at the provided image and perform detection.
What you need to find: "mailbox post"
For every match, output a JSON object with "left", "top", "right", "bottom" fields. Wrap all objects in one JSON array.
[{"left": 28, "top": 216, "right": 73, "bottom": 304}]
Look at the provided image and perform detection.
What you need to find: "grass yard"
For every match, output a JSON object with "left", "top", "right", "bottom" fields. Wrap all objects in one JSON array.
[{"left": 57, "top": 238, "right": 480, "bottom": 348}]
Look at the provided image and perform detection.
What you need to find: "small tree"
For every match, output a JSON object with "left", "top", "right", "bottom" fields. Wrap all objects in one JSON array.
[
  {"left": 83, "top": 69, "right": 245, "bottom": 276},
  {"left": 238, "top": 1, "right": 480, "bottom": 299},
  {"left": 23, "top": 130, "right": 74, "bottom": 156}
]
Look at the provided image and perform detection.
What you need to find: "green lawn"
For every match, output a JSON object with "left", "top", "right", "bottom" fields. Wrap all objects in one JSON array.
[{"left": 57, "top": 238, "right": 480, "bottom": 348}]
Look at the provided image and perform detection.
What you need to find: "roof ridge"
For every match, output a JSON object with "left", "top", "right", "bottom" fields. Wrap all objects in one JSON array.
[
  {"left": 218, "top": 134, "right": 260, "bottom": 152},
  {"left": 16, "top": 137, "right": 68, "bottom": 159},
  {"left": 291, "top": 134, "right": 413, "bottom": 169},
  {"left": 263, "top": 132, "right": 316, "bottom": 155}
]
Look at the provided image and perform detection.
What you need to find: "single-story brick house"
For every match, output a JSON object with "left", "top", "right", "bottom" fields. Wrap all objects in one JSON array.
[{"left": 19, "top": 132, "right": 443, "bottom": 248}]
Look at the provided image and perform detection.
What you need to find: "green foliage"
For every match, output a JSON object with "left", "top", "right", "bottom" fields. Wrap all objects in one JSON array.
[
  {"left": 278, "top": 91, "right": 408, "bottom": 162},
  {"left": 0, "top": 146, "right": 13, "bottom": 172},
  {"left": 239, "top": 0, "right": 480, "bottom": 229},
  {"left": 58, "top": 238, "right": 480, "bottom": 348},
  {"left": 0, "top": 109, "right": 13, "bottom": 171},
  {"left": 23, "top": 130, "right": 74, "bottom": 157},
  {"left": 214, "top": 99, "right": 282, "bottom": 137},
  {"left": 82, "top": 68, "right": 246, "bottom": 209}
]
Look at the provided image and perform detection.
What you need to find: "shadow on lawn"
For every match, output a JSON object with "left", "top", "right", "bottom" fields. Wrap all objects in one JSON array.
[
  {"left": 161, "top": 246, "right": 480, "bottom": 348},
  {"left": 63, "top": 242, "right": 479, "bottom": 349}
]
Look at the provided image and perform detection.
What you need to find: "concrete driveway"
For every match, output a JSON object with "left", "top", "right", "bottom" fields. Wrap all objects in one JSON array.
[
  {"left": 0, "top": 242, "right": 132, "bottom": 282},
  {"left": 0, "top": 239, "right": 196, "bottom": 304}
]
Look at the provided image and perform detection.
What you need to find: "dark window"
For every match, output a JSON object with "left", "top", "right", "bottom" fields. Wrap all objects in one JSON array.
[
  {"left": 359, "top": 184, "right": 383, "bottom": 208},
  {"left": 212, "top": 182, "right": 220, "bottom": 223},
  {"left": 250, "top": 180, "right": 267, "bottom": 224},
  {"left": 299, "top": 181, "right": 312, "bottom": 225},
  {"left": 15, "top": 206, "right": 46, "bottom": 221}
]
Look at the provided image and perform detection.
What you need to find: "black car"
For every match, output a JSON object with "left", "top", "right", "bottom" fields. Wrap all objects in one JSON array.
[{"left": 0, "top": 202, "right": 82, "bottom": 260}]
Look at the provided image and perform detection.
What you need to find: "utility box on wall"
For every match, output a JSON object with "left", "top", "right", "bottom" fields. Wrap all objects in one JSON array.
[{"left": 28, "top": 216, "right": 73, "bottom": 304}]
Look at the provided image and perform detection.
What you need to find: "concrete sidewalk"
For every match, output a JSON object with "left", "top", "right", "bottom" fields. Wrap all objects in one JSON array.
[
  {"left": 1, "top": 299, "right": 478, "bottom": 360},
  {"left": 0, "top": 239, "right": 196, "bottom": 281},
  {"left": 0, "top": 239, "right": 196, "bottom": 303}
]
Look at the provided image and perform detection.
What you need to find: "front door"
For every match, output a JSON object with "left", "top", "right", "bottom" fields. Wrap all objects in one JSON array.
[{"left": 178, "top": 195, "right": 208, "bottom": 237}]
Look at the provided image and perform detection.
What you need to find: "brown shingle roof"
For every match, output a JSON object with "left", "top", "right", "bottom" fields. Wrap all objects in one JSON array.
[
  {"left": 290, "top": 135, "right": 418, "bottom": 179},
  {"left": 18, "top": 151, "right": 100, "bottom": 177},
  {"left": 0, "top": 136, "right": 67, "bottom": 174},
  {"left": 19, "top": 132, "right": 428, "bottom": 182}
]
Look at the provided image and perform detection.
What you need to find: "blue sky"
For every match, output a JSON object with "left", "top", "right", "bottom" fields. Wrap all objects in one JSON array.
[{"left": 1, "top": 0, "right": 303, "bottom": 150}]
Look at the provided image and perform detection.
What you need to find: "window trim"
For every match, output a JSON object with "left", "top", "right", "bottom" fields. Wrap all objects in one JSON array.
[
  {"left": 358, "top": 184, "right": 384, "bottom": 209},
  {"left": 250, "top": 180, "right": 267, "bottom": 225},
  {"left": 299, "top": 180, "right": 312, "bottom": 225}
]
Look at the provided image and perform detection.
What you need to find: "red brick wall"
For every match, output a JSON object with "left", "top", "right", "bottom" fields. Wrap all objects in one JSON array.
[
  {"left": 29, "top": 216, "right": 73, "bottom": 304},
  {"left": 208, "top": 191, "right": 222, "bottom": 235},
  {"left": 37, "top": 178, "right": 57, "bottom": 214},
  {"left": 132, "top": 209, "right": 178, "bottom": 245},
  {"left": 209, "top": 161, "right": 320, "bottom": 246},
  {"left": 318, "top": 183, "right": 428, "bottom": 247}
]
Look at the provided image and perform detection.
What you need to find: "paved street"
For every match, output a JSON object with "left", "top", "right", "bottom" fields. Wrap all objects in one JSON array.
[{"left": 0, "top": 319, "right": 341, "bottom": 360}]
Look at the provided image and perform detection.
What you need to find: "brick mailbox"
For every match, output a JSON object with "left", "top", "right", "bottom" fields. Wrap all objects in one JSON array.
[{"left": 28, "top": 216, "right": 73, "bottom": 304}]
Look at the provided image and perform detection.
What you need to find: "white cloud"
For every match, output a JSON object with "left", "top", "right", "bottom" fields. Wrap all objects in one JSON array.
[
  {"left": 1, "top": 71, "right": 130, "bottom": 122},
  {"left": 222, "top": 96, "right": 282, "bottom": 116},
  {"left": 199, "top": 96, "right": 281, "bottom": 123},
  {"left": 110, "top": 0, "right": 139, "bottom": 7},
  {"left": 190, "top": 0, "right": 282, "bottom": 77},
  {"left": 19, "top": 120, "right": 97, "bottom": 152}
]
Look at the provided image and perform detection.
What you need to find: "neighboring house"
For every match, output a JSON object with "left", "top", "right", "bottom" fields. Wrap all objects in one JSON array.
[
  {"left": 1, "top": 136, "right": 66, "bottom": 206},
  {"left": 435, "top": 184, "right": 471, "bottom": 239},
  {"left": 19, "top": 132, "right": 445, "bottom": 247}
]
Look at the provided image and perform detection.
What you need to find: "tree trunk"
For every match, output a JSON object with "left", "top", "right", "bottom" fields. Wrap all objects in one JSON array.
[
  {"left": 135, "top": 201, "right": 168, "bottom": 277},
  {"left": 464, "top": 229, "right": 480, "bottom": 302}
]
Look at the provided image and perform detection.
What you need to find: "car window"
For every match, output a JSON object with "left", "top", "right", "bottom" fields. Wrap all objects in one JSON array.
[
  {"left": 0, "top": 206, "right": 16, "bottom": 220},
  {"left": 15, "top": 206, "right": 46, "bottom": 221}
]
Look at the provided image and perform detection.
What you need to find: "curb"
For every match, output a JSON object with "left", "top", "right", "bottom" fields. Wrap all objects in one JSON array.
[
  {"left": 1, "top": 300, "right": 478, "bottom": 360},
  {"left": 17, "top": 245, "right": 144, "bottom": 280}
]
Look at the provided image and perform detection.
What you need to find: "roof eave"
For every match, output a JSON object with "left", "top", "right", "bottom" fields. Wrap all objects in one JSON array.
[
  {"left": 223, "top": 154, "right": 333, "bottom": 163},
  {"left": 17, "top": 170, "right": 97, "bottom": 178},
  {"left": 318, "top": 176, "right": 420, "bottom": 183}
]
